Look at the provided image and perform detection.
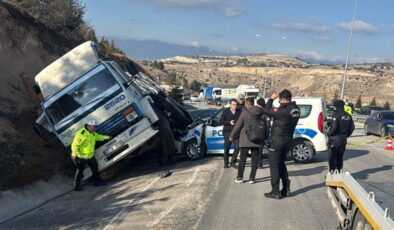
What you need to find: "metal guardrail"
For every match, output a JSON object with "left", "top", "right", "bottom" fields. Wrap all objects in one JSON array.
[{"left": 326, "top": 171, "right": 394, "bottom": 230}]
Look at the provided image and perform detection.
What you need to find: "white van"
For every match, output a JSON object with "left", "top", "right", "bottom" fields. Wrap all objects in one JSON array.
[{"left": 204, "top": 97, "right": 328, "bottom": 163}]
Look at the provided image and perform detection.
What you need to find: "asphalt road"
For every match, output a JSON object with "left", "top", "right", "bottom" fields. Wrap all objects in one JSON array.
[
  {"left": 1, "top": 123, "right": 393, "bottom": 230},
  {"left": 197, "top": 123, "right": 394, "bottom": 230}
]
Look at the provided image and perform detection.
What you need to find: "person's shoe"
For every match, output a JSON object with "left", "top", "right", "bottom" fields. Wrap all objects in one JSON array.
[
  {"left": 160, "top": 170, "right": 172, "bottom": 178},
  {"left": 93, "top": 181, "right": 106, "bottom": 187},
  {"left": 248, "top": 180, "right": 255, "bottom": 184},
  {"left": 230, "top": 162, "right": 237, "bottom": 169},
  {"left": 74, "top": 186, "right": 83, "bottom": 191},
  {"left": 281, "top": 180, "right": 291, "bottom": 197},
  {"left": 224, "top": 165, "right": 229, "bottom": 169},
  {"left": 234, "top": 178, "right": 243, "bottom": 183},
  {"left": 264, "top": 191, "right": 282, "bottom": 200}
]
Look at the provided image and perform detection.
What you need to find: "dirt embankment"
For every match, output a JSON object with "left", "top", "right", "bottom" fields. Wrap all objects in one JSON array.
[{"left": 0, "top": 1, "right": 78, "bottom": 190}]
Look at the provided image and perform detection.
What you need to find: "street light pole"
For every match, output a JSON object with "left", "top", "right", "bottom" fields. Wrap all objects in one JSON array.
[{"left": 341, "top": 0, "right": 358, "bottom": 100}]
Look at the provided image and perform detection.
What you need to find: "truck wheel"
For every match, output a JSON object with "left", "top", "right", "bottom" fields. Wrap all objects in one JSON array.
[
  {"left": 352, "top": 209, "right": 372, "bottom": 230},
  {"left": 183, "top": 139, "right": 205, "bottom": 160},
  {"left": 291, "top": 140, "right": 315, "bottom": 163},
  {"left": 364, "top": 124, "right": 371, "bottom": 135}
]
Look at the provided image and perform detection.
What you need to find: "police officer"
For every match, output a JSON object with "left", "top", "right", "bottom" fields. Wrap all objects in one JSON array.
[
  {"left": 327, "top": 100, "right": 355, "bottom": 172},
  {"left": 262, "top": 90, "right": 300, "bottom": 199},
  {"left": 220, "top": 99, "right": 242, "bottom": 168},
  {"left": 71, "top": 120, "right": 110, "bottom": 191},
  {"left": 344, "top": 99, "right": 354, "bottom": 116}
]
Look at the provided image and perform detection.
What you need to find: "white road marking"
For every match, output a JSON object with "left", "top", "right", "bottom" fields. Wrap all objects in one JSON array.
[
  {"left": 186, "top": 167, "right": 201, "bottom": 187},
  {"left": 147, "top": 166, "right": 203, "bottom": 228},
  {"left": 102, "top": 176, "right": 160, "bottom": 230}
]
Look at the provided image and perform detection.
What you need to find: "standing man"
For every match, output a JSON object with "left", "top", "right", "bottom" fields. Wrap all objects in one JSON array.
[
  {"left": 71, "top": 120, "right": 110, "bottom": 191},
  {"left": 327, "top": 100, "right": 355, "bottom": 172},
  {"left": 263, "top": 90, "right": 300, "bottom": 199},
  {"left": 230, "top": 98, "right": 265, "bottom": 184},
  {"left": 256, "top": 98, "right": 271, "bottom": 169},
  {"left": 220, "top": 99, "right": 242, "bottom": 168},
  {"left": 237, "top": 94, "right": 246, "bottom": 110}
]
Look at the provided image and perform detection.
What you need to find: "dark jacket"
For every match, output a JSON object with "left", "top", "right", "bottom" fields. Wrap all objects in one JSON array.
[
  {"left": 220, "top": 108, "right": 242, "bottom": 134},
  {"left": 229, "top": 106, "right": 265, "bottom": 148},
  {"left": 262, "top": 99, "right": 300, "bottom": 144},
  {"left": 327, "top": 109, "right": 355, "bottom": 145}
]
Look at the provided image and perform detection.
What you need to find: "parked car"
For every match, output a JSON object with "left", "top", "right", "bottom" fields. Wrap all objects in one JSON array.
[
  {"left": 364, "top": 111, "right": 394, "bottom": 137},
  {"left": 190, "top": 95, "right": 202, "bottom": 102},
  {"left": 360, "top": 106, "right": 384, "bottom": 115}
]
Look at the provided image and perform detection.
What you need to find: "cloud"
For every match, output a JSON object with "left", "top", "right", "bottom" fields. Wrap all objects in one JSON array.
[
  {"left": 128, "top": 0, "right": 246, "bottom": 17},
  {"left": 336, "top": 20, "right": 377, "bottom": 34},
  {"left": 296, "top": 50, "right": 390, "bottom": 64},
  {"left": 272, "top": 22, "right": 331, "bottom": 34}
]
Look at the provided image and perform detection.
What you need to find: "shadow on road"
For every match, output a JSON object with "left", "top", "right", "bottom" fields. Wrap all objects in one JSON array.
[
  {"left": 292, "top": 182, "right": 325, "bottom": 197},
  {"left": 352, "top": 165, "right": 393, "bottom": 180}
]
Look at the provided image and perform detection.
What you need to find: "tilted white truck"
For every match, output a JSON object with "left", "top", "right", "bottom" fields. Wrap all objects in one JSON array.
[
  {"left": 236, "top": 84, "right": 260, "bottom": 98},
  {"left": 34, "top": 41, "right": 201, "bottom": 179}
]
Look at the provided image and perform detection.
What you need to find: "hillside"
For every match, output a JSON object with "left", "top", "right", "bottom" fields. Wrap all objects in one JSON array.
[
  {"left": 160, "top": 54, "right": 394, "bottom": 105},
  {"left": 0, "top": 1, "right": 168, "bottom": 190}
]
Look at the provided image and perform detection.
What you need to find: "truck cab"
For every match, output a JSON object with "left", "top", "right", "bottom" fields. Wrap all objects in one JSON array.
[{"left": 35, "top": 41, "right": 160, "bottom": 178}]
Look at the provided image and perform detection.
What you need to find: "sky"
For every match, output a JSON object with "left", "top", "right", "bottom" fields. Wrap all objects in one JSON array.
[{"left": 82, "top": 0, "right": 394, "bottom": 63}]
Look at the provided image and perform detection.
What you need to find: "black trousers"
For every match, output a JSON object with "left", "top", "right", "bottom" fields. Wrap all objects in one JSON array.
[
  {"left": 328, "top": 143, "right": 346, "bottom": 171},
  {"left": 237, "top": 147, "right": 260, "bottom": 180},
  {"left": 223, "top": 133, "right": 239, "bottom": 166},
  {"left": 258, "top": 144, "right": 265, "bottom": 168},
  {"left": 74, "top": 157, "right": 100, "bottom": 187},
  {"left": 268, "top": 141, "right": 291, "bottom": 194}
]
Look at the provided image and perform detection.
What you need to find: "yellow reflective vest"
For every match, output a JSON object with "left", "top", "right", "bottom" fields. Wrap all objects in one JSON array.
[
  {"left": 344, "top": 105, "right": 353, "bottom": 116},
  {"left": 71, "top": 127, "right": 110, "bottom": 159}
]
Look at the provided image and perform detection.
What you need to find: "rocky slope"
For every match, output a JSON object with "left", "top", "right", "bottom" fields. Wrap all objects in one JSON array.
[{"left": 161, "top": 55, "right": 394, "bottom": 105}]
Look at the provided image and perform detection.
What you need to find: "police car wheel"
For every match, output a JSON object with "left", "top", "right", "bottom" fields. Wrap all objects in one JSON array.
[
  {"left": 291, "top": 140, "right": 314, "bottom": 163},
  {"left": 183, "top": 139, "right": 204, "bottom": 160}
]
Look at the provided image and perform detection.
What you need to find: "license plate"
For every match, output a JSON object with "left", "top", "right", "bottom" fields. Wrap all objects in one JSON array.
[{"left": 103, "top": 141, "right": 125, "bottom": 156}]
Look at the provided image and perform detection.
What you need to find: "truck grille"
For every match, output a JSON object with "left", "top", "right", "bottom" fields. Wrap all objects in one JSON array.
[{"left": 95, "top": 109, "right": 141, "bottom": 149}]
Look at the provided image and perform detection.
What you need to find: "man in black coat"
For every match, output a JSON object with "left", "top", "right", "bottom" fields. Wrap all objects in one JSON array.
[
  {"left": 220, "top": 99, "right": 242, "bottom": 168},
  {"left": 256, "top": 98, "right": 271, "bottom": 169},
  {"left": 327, "top": 100, "right": 355, "bottom": 172},
  {"left": 262, "top": 89, "right": 300, "bottom": 199}
]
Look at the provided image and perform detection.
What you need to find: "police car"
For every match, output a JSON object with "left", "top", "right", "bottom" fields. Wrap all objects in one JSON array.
[{"left": 204, "top": 97, "right": 328, "bottom": 163}]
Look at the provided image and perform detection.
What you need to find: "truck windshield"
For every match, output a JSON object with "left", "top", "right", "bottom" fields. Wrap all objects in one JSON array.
[
  {"left": 45, "top": 65, "right": 120, "bottom": 125},
  {"left": 246, "top": 92, "right": 259, "bottom": 98}
]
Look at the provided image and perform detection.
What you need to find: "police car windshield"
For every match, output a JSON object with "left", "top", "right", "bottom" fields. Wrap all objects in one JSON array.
[{"left": 45, "top": 66, "right": 120, "bottom": 126}]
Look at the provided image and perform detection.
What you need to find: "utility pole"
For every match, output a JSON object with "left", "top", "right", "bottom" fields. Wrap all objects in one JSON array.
[{"left": 341, "top": 0, "right": 358, "bottom": 100}]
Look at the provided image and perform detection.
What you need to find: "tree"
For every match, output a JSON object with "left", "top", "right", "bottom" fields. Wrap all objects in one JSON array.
[
  {"left": 168, "top": 86, "right": 183, "bottom": 105},
  {"left": 332, "top": 92, "right": 339, "bottom": 104},
  {"left": 383, "top": 101, "right": 391, "bottom": 110},
  {"left": 369, "top": 97, "right": 377, "bottom": 106},
  {"left": 151, "top": 61, "right": 164, "bottom": 70},
  {"left": 190, "top": 80, "right": 202, "bottom": 92},
  {"left": 355, "top": 95, "right": 362, "bottom": 109}
]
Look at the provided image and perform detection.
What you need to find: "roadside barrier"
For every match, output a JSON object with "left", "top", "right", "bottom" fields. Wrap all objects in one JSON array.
[
  {"left": 385, "top": 135, "right": 393, "bottom": 151},
  {"left": 347, "top": 135, "right": 389, "bottom": 147}
]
